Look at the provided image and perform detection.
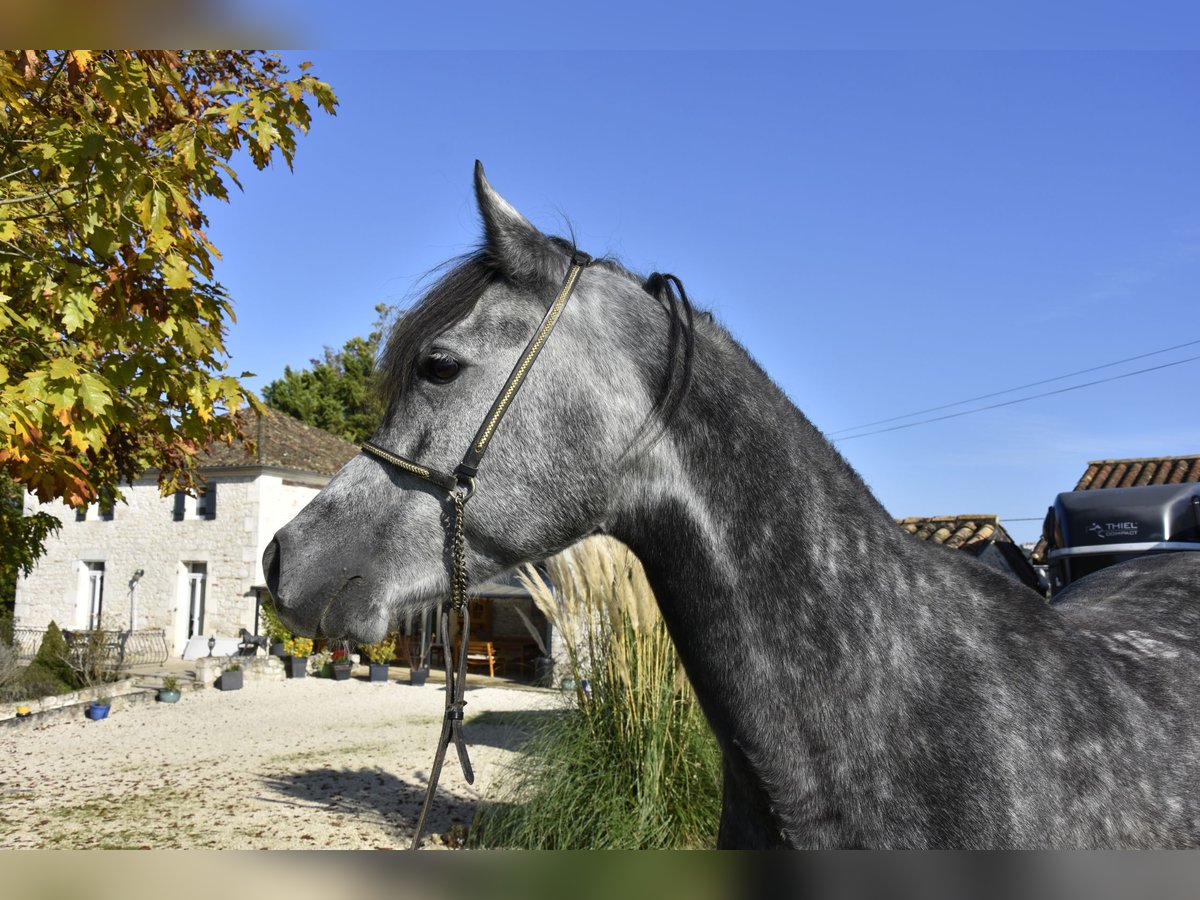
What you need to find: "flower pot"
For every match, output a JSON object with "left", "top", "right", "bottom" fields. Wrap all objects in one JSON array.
[
  {"left": 368, "top": 663, "right": 389, "bottom": 683},
  {"left": 286, "top": 655, "right": 307, "bottom": 679},
  {"left": 331, "top": 663, "right": 352, "bottom": 681},
  {"left": 86, "top": 701, "right": 111, "bottom": 720},
  {"left": 269, "top": 641, "right": 287, "bottom": 657},
  {"left": 157, "top": 689, "right": 182, "bottom": 703},
  {"left": 319, "top": 662, "right": 333, "bottom": 678},
  {"left": 218, "top": 669, "right": 243, "bottom": 691},
  {"left": 408, "top": 667, "right": 429, "bottom": 687}
]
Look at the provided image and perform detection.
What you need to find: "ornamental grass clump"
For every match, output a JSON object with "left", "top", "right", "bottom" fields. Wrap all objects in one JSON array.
[{"left": 471, "top": 536, "right": 722, "bottom": 849}]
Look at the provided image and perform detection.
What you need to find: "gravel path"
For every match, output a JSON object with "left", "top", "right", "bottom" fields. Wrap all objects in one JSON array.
[{"left": 0, "top": 677, "right": 563, "bottom": 849}]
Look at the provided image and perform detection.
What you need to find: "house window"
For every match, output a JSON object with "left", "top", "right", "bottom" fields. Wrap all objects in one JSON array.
[
  {"left": 185, "top": 562, "right": 207, "bottom": 639},
  {"left": 173, "top": 483, "right": 218, "bottom": 521},
  {"left": 196, "top": 485, "right": 214, "bottom": 519},
  {"left": 83, "top": 561, "right": 105, "bottom": 629}
]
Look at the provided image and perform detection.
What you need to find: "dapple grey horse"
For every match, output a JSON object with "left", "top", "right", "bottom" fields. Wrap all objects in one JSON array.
[{"left": 264, "top": 163, "right": 1200, "bottom": 848}]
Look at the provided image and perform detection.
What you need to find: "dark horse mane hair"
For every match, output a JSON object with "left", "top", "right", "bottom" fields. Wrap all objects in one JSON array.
[{"left": 377, "top": 240, "right": 698, "bottom": 452}]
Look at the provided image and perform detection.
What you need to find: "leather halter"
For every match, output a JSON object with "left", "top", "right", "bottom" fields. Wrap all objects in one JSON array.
[{"left": 360, "top": 249, "right": 593, "bottom": 849}]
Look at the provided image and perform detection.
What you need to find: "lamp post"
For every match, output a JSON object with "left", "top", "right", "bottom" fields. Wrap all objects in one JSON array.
[{"left": 208, "top": 634, "right": 216, "bottom": 657}]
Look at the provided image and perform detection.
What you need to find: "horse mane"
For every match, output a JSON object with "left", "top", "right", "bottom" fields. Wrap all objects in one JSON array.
[{"left": 377, "top": 241, "right": 699, "bottom": 449}]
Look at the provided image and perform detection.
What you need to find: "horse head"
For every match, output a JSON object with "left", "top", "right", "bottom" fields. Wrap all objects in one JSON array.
[{"left": 263, "top": 163, "right": 690, "bottom": 641}]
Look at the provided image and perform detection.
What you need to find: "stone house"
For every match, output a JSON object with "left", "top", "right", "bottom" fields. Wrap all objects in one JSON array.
[{"left": 14, "top": 408, "right": 358, "bottom": 658}]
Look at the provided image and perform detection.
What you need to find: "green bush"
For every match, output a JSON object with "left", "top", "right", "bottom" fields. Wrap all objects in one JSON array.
[
  {"left": 32, "top": 620, "right": 74, "bottom": 686},
  {"left": 470, "top": 538, "right": 722, "bottom": 849}
]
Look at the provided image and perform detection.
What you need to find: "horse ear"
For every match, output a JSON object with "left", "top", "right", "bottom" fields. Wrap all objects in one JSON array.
[{"left": 474, "top": 161, "right": 559, "bottom": 283}]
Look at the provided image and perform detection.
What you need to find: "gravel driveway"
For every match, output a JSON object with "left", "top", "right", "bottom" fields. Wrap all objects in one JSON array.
[{"left": 0, "top": 676, "right": 562, "bottom": 849}]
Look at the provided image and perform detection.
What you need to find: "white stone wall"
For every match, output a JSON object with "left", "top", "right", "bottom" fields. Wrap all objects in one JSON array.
[{"left": 14, "top": 468, "right": 327, "bottom": 657}]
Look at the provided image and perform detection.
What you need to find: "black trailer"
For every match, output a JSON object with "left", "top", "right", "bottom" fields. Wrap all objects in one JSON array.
[{"left": 1042, "top": 482, "right": 1200, "bottom": 596}]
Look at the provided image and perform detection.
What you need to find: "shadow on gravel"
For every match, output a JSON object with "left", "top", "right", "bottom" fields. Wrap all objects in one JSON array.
[
  {"left": 462, "top": 708, "right": 569, "bottom": 751},
  {"left": 256, "top": 711, "right": 569, "bottom": 845},
  {"left": 259, "top": 766, "right": 475, "bottom": 843}
]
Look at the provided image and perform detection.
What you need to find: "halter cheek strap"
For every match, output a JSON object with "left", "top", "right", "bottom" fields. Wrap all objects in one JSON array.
[{"left": 359, "top": 250, "right": 593, "bottom": 849}]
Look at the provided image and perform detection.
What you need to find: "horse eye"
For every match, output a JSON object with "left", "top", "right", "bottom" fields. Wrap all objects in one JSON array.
[{"left": 423, "top": 351, "right": 461, "bottom": 384}]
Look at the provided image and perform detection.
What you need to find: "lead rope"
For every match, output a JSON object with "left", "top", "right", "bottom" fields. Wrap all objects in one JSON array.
[{"left": 410, "top": 487, "right": 474, "bottom": 850}]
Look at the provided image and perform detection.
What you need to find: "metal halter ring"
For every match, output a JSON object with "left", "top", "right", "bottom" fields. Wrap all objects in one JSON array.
[{"left": 454, "top": 474, "right": 475, "bottom": 501}]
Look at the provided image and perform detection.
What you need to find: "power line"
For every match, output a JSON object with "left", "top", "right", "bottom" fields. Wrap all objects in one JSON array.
[
  {"left": 827, "top": 338, "right": 1200, "bottom": 437},
  {"left": 833, "top": 353, "right": 1200, "bottom": 442}
]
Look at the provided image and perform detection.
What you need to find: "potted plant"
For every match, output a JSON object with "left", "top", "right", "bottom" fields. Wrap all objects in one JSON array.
[
  {"left": 362, "top": 635, "right": 396, "bottom": 683},
  {"left": 405, "top": 617, "right": 432, "bottom": 686},
  {"left": 330, "top": 641, "right": 352, "bottom": 681},
  {"left": 157, "top": 675, "right": 182, "bottom": 703},
  {"left": 283, "top": 636, "right": 312, "bottom": 679},
  {"left": 87, "top": 679, "right": 118, "bottom": 720},
  {"left": 260, "top": 597, "right": 289, "bottom": 657},
  {"left": 218, "top": 660, "right": 243, "bottom": 691},
  {"left": 61, "top": 617, "right": 119, "bottom": 720},
  {"left": 313, "top": 647, "right": 332, "bottom": 678}
]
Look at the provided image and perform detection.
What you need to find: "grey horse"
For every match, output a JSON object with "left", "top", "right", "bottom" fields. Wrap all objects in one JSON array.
[{"left": 264, "top": 163, "right": 1200, "bottom": 848}]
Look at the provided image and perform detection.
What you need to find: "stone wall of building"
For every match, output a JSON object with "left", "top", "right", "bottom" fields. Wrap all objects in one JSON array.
[{"left": 14, "top": 469, "right": 326, "bottom": 658}]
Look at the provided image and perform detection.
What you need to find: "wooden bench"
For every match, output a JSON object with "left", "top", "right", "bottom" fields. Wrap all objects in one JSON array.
[{"left": 456, "top": 640, "right": 502, "bottom": 678}]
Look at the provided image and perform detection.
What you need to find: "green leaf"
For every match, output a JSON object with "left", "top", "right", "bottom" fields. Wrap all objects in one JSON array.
[
  {"left": 163, "top": 255, "right": 192, "bottom": 290},
  {"left": 78, "top": 373, "right": 112, "bottom": 416},
  {"left": 61, "top": 293, "right": 95, "bottom": 334},
  {"left": 48, "top": 358, "right": 80, "bottom": 380},
  {"left": 86, "top": 226, "right": 120, "bottom": 258}
]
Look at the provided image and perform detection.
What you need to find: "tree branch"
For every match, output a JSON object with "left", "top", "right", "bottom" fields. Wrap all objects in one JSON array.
[{"left": 0, "top": 182, "right": 81, "bottom": 206}]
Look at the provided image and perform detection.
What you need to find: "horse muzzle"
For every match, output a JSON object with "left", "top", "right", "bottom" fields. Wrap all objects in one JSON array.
[{"left": 263, "top": 531, "right": 386, "bottom": 642}]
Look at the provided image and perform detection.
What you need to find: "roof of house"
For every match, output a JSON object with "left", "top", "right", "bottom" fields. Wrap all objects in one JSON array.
[
  {"left": 1069, "top": 454, "right": 1200, "bottom": 491},
  {"left": 896, "top": 514, "right": 1016, "bottom": 550},
  {"left": 198, "top": 407, "right": 360, "bottom": 476}
]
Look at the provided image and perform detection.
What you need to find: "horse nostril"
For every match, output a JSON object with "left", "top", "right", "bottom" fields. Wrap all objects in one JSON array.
[{"left": 263, "top": 538, "right": 282, "bottom": 598}]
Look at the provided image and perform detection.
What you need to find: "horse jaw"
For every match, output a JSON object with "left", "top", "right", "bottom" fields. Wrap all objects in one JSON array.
[{"left": 262, "top": 456, "right": 453, "bottom": 642}]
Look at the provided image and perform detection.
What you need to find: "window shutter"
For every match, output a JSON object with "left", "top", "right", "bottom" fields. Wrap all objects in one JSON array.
[
  {"left": 204, "top": 482, "right": 218, "bottom": 520},
  {"left": 173, "top": 491, "right": 185, "bottom": 521}
]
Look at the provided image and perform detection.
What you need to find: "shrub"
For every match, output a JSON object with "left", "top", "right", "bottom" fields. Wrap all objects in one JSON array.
[
  {"left": 471, "top": 537, "right": 722, "bottom": 849},
  {"left": 32, "top": 620, "right": 73, "bottom": 685},
  {"left": 0, "top": 642, "right": 21, "bottom": 694}
]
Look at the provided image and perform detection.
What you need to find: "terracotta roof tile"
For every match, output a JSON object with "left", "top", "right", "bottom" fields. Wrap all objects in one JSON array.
[
  {"left": 197, "top": 407, "right": 359, "bottom": 476},
  {"left": 897, "top": 514, "right": 1015, "bottom": 549},
  {"left": 1071, "top": 454, "right": 1200, "bottom": 491}
]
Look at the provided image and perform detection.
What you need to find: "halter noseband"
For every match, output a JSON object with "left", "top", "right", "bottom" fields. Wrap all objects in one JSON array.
[{"left": 360, "top": 249, "right": 593, "bottom": 849}]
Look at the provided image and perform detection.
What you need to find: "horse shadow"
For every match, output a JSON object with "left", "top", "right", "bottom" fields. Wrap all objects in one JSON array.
[
  {"left": 258, "top": 765, "right": 472, "bottom": 845},
  {"left": 256, "top": 708, "right": 567, "bottom": 845}
]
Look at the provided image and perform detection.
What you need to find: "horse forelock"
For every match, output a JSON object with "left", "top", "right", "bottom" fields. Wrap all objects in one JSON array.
[{"left": 377, "top": 251, "right": 496, "bottom": 406}]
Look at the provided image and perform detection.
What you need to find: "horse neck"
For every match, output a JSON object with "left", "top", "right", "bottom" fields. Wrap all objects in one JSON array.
[
  {"left": 606, "top": 330, "right": 956, "bottom": 780},
  {"left": 610, "top": 331, "right": 917, "bottom": 659}
]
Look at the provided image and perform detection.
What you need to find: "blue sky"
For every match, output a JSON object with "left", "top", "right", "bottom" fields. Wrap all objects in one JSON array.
[{"left": 203, "top": 48, "right": 1199, "bottom": 545}]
